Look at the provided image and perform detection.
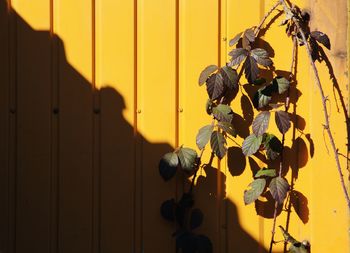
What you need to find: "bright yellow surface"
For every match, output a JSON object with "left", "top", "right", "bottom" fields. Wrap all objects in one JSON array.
[{"left": 7, "top": 0, "right": 349, "bottom": 252}]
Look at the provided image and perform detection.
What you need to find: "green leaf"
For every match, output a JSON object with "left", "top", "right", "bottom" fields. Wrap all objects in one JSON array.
[
  {"left": 212, "top": 104, "right": 233, "bottom": 122},
  {"left": 159, "top": 152, "right": 179, "bottom": 181},
  {"left": 221, "top": 66, "right": 238, "bottom": 90},
  {"left": 210, "top": 131, "right": 227, "bottom": 159},
  {"left": 244, "top": 56, "right": 259, "bottom": 84},
  {"left": 275, "top": 110, "right": 291, "bottom": 134},
  {"left": 251, "top": 48, "right": 273, "bottom": 67},
  {"left": 196, "top": 125, "right": 214, "bottom": 150},
  {"left": 255, "top": 168, "right": 276, "bottom": 178},
  {"left": 310, "top": 31, "right": 331, "bottom": 50},
  {"left": 242, "top": 134, "right": 263, "bottom": 156},
  {"left": 217, "top": 121, "right": 236, "bottom": 137},
  {"left": 178, "top": 147, "right": 197, "bottom": 171},
  {"left": 269, "top": 177, "right": 290, "bottom": 203},
  {"left": 198, "top": 65, "right": 218, "bottom": 85},
  {"left": 253, "top": 90, "right": 272, "bottom": 109},
  {"left": 244, "top": 28, "right": 255, "bottom": 42},
  {"left": 244, "top": 178, "right": 266, "bottom": 205},
  {"left": 252, "top": 111, "right": 271, "bottom": 136},
  {"left": 274, "top": 76, "right": 290, "bottom": 94},
  {"left": 229, "top": 32, "right": 243, "bottom": 46},
  {"left": 229, "top": 48, "right": 248, "bottom": 66},
  {"left": 206, "top": 73, "right": 225, "bottom": 100}
]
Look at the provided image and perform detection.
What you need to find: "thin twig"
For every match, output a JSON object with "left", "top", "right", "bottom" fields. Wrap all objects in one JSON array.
[
  {"left": 280, "top": 0, "right": 350, "bottom": 209},
  {"left": 255, "top": 1, "right": 282, "bottom": 36},
  {"left": 268, "top": 35, "right": 297, "bottom": 253}
]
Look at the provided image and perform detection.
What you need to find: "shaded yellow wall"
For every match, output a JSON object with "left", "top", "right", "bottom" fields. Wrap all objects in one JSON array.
[{"left": 0, "top": 0, "right": 348, "bottom": 252}]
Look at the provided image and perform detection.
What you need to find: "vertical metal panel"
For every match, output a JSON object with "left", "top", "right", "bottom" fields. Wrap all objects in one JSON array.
[
  {"left": 178, "top": 0, "right": 221, "bottom": 252},
  {"left": 54, "top": 1, "right": 93, "bottom": 252},
  {"left": 96, "top": 0, "right": 135, "bottom": 252},
  {"left": 137, "top": 0, "right": 177, "bottom": 252},
  {"left": 0, "top": 1, "right": 10, "bottom": 252},
  {"left": 11, "top": 0, "right": 52, "bottom": 252}
]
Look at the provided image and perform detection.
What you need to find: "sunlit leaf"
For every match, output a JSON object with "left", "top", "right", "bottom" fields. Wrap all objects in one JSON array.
[
  {"left": 275, "top": 110, "right": 291, "bottom": 134},
  {"left": 206, "top": 73, "right": 225, "bottom": 100},
  {"left": 229, "top": 48, "right": 248, "bottom": 66},
  {"left": 217, "top": 121, "right": 236, "bottom": 137},
  {"left": 198, "top": 65, "right": 218, "bottom": 85},
  {"left": 190, "top": 208, "right": 203, "bottom": 230},
  {"left": 242, "top": 133, "right": 263, "bottom": 156},
  {"left": 229, "top": 32, "right": 243, "bottom": 46},
  {"left": 221, "top": 66, "right": 238, "bottom": 90},
  {"left": 212, "top": 104, "right": 233, "bottom": 122},
  {"left": 310, "top": 31, "right": 331, "bottom": 50},
  {"left": 159, "top": 152, "right": 178, "bottom": 181},
  {"left": 244, "top": 56, "right": 259, "bottom": 84},
  {"left": 196, "top": 125, "right": 214, "bottom": 150},
  {"left": 251, "top": 48, "right": 273, "bottom": 67},
  {"left": 274, "top": 76, "right": 290, "bottom": 94},
  {"left": 244, "top": 28, "right": 256, "bottom": 42},
  {"left": 178, "top": 147, "right": 197, "bottom": 171},
  {"left": 252, "top": 111, "right": 271, "bottom": 136},
  {"left": 255, "top": 168, "right": 276, "bottom": 178},
  {"left": 210, "top": 131, "right": 227, "bottom": 159},
  {"left": 269, "top": 177, "right": 290, "bottom": 203},
  {"left": 244, "top": 178, "right": 266, "bottom": 205}
]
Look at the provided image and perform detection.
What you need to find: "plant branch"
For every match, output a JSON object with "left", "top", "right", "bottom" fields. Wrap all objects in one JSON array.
[
  {"left": 255, "top": 1, "right": 282, "bottom": 36},
  {"left": 268, "top": 36, "right": 297, "bottom": 253},
  {"left": 280, "top": 0, "right": 350, "bottom": 209}
]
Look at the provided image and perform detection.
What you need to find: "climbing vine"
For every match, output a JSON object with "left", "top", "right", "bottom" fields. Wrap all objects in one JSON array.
[{"left": 159, "top": 0, "right": 348, "bottom": 252}]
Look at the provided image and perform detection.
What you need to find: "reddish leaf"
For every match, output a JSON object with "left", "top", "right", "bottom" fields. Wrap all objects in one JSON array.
[
  {"left": 311, "top": 31, "right": 331, "bottom": 50},
  {"left": 206, "top": 73, "right": 225, "bottom": 100},
  {"left": 244, "top": 56, "right": 259, "bottom": 84},
  {"left": 229, "top": 48, "right": 248, "bottom": 66},
  {"left": 252, "top": 111, "right": 271, "bottom": 136},
  {"left": 275, "top": 110, "right": 291, "bottom": 134}
]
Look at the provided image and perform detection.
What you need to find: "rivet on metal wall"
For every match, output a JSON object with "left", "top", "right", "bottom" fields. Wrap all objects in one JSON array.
[
  {"left": 178, "top": 108, "right": 183, "bottom": 113},
  {"left": 93, "top": 108, "right": 100, "bottom": 114},
  {"left": 137, "top": 109, "right": 142, "bottom": 114},
  {"left": 53, "top": 108, "right": 59, "bottom": 114}
]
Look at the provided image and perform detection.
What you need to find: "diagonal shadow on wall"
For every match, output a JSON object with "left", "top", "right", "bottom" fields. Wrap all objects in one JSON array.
[{"left": 0, "top": 1, "right": 290, "bottom": 253}]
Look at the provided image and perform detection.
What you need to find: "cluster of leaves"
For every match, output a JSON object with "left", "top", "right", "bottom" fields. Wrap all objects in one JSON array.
[
  {"left": 161, "top": 193, "right": 212, "bottom": 253},
  {"left": 159, "top": 147, "right": 212, "bottom": 252},
  {"left": 229, "top": 27, "right": 273, "bottom": 83},
  {"left": 280, "top": 6, "right": 331, "bottom": 61},
  {"left": 225, "top": 27, "right": 293, "bottom": 206}
]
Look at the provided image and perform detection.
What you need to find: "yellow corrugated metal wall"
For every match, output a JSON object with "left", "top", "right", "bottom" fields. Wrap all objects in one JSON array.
[{"left": 0, "top": 0, "right": 349, "bottom": 252}]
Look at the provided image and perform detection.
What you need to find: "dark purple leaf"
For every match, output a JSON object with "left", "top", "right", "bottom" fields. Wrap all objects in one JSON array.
[
  {"left": 252, "top": 111, "right": 271, "bottom": 136},
  {"left": 251, "top": 48, "right": 273, "bottom": 67},
  {"left": 244, "top": 56, "right": 259, "bottom": 84},
  {"left": 159, "top": 152, "right": 178, "bottom": 181},
  {"left": 206, "top": 73, "right": 225, "bottom": 100},
  {"left": 275, "top": 110, "right": 291, "bottom": 134},
  {"left": 269, "top": 177, "right": 290, "bottom": 204},
  {"left": 229, "top": 48, "right": 248, "bottom": 66},
  {"left": 229, "top": 32, "right": 243, "bottom": 46},
  {"left": 210, "top": 131, "right": 227, "bottom": 159},
  {"left": 220, "top": 66, "right": 238, "bottom": 90}
]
